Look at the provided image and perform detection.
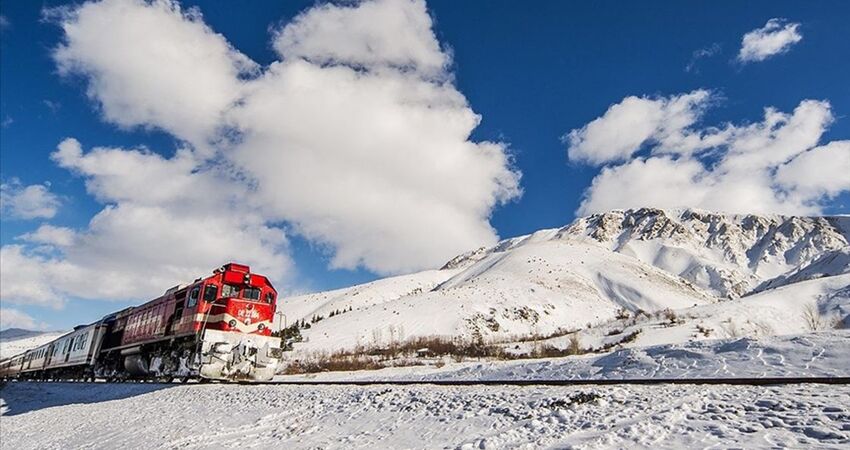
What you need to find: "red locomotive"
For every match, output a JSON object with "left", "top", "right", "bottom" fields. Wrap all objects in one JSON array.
[{"left": 0, "top": 263, "right": 283, "bottom": 382}]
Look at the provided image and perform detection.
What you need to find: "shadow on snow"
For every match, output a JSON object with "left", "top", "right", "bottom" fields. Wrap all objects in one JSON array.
[{"left": 0, "top": 381, "right": 176, "bottom": 416}]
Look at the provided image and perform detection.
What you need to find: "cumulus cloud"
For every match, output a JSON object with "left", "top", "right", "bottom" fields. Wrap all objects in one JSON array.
[
  {"left": 0, "top": 245, "right": 64, "bottom": 309},
  {"left": 738, "top": 18, "right": 802, "bottom": 63},
  {"left": 2, "top": 0, "right": 518, "bottom": 307},
  {"left": 567, "top": 91, "right": 850, "bottom": 215},
  {"left": 0, "top": 139, "right": 291, "bottom": 309},
  {"left": 274, "top": 0, "right": 448, "bottom": 79},
  {"left": 566, "top": 90, "right": 718, "bottom": 165},
  {"left": 20, "top": 224, "right": 77, "bottom": 247},
  {"left": 50, "top": 0, "right": 257, "bottom": 150},
  {"left": 0, "top": 307, "right": 49, "bottom": 331},
  {"left": 0, "top": 179, "right": 62, "bottom": 219},
  {"left": 46, "top": 0, "right": 519, "bottom": 276},
  {"left": 775, "top": 141, "right": 850, "bottom": 197}
]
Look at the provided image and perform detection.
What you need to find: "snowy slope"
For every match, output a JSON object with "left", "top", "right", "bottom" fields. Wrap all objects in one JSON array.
[
  {"left": 283, "top": 269, "right": 461, "bottom": 327},
  {"left": 284, "top": 240, "right": 716, "bottom": 353},
  {"left": 0, "top": 329, "right": 66, "bottom": 359},
  {"left": 281, "top": 208, "right": 849, "bottom": 355}
]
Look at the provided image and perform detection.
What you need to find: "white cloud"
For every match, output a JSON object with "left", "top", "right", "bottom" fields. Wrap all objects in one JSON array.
[
  {"left": 0, "top": 245, "right": 64, "bottom": 309},
  {"left": 0, "top": 179, "right": 62, "bottom": 219},
  {"left": 567, "top": 92, "right": 850, "bottom": 216},
  {"left": 0, "top": 307, "right": 49, "bottom": 331},
  {"left": 230, "top": 60, "right": 519, "bottom": 273},
  {"left": 50, "top": 0, "right": 257, "bottom": 150},
  {"left": 274, "top": 0, "right": 448, "bottom": 80},
  {"left": 738, "top": 18, "right": 802, "bottom": 63},
  {"left": 775, "top": 141, "right": 850, "bottom": 197},
  {"left": 21, "top": 224, "right": 77, "bottom": 247},
  {"left": 42, "top": 0, "right": 520, "bottom": 279},
  {"left": 566, "top": 90, "right": 716, "bottom": 165},
  {"left": 1, "top": 139, "right": 292, "bottom": 309},
  {"left": 685, "top": 43, "right": 721, "bottom": 73}
]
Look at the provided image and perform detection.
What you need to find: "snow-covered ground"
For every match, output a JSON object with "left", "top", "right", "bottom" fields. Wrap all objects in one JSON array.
[
  {"left": 275, "top": 331, "right": 850, "bottom": 382},
  {"left": 2, "top": 381, "right": 848, "bottom": 449}
]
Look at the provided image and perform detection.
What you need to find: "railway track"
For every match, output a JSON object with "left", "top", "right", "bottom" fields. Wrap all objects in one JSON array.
[
  {"left": 260, "top": 377, "right": 850, "bottom": 386},
  {"left": 4, "top": 376, "right": 848, "bottom": 387}
]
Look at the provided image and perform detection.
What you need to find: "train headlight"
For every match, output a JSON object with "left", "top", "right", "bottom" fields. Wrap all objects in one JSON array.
[
  {"left": 257, "top": 324, "right": 266, "bottom": 331},
  {"left": 228, "top": 319, "right": 237, "bottom": 328}
]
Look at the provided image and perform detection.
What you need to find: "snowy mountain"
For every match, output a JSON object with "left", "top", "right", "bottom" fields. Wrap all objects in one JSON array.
[
  {"left": 0, "top": 329, "right": 67, "bottom": 359},
  {"left": 559, "top": 209, "right": 849, "bottom": 298},
  {"left": 281, "top": 208, "right": 849, "bottom": 354}
]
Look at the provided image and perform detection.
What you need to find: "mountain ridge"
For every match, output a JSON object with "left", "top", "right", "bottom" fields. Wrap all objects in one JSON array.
[{"left": 281, "top": 208, "right": 849, "bottom": 354}]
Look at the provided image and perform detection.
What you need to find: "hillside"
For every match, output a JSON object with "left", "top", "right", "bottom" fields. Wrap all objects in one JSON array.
[
  {"left": 0, "top": 329, "right": 67, "bottom": 359},
  {"left": 280, "top": 208, "right": 850, "bottom": 355}
]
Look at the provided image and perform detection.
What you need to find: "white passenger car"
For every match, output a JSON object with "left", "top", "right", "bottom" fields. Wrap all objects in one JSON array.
[{"left": 43, "top": 324, "right": 106, "bottom": 373}]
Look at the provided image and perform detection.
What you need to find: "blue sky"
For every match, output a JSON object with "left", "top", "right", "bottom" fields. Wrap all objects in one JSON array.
[{"left": 1, "top": 0, "right": 849, "bottom": 331}]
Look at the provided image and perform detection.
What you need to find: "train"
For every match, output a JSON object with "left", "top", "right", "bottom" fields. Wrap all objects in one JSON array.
[{"left": 0, "top": 263, "right": 283, "bottom": 383}]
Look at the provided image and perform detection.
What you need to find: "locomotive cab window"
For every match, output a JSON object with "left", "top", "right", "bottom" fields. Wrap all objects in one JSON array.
[
  {"left": 243, "top": 287, "right": 261, "bottom": 301},
  {"left": 203, "top": 284, "right": 219, "bottom": 302},
  {"left": 222, "top": 284, "right": 241, "bottom": 298},
  {"left": 265, "top": 292, "right": 275, "bottom": 304},
  {"left": 188, "top": 286, "right": 200, "bottom": 307}
]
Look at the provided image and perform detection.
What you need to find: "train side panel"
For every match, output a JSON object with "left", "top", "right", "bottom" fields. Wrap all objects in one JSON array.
[
  {"left": 44, "top": 323, "right": 104, "bottom": 371},
  {"left": 20, "top": 343, "right": 51, "bottom": 374},
  {"left": 0, "top": 354, "right": 25, "bottom": 379}
]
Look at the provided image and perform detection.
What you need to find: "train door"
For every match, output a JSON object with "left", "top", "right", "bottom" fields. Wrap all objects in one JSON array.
[
  {"left": 64, "top": 337, "right": 73, "bottom": 363},
  {"left": 166, "top": 289, "right": 188, "bottom": 335}
]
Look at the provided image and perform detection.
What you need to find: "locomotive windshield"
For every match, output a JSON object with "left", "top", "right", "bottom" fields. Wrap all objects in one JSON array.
[
  {"left": 222, "top": 284, "right": 241, "bottom": 298},
  {"left": 203, "top": 284, "right": 218, "bottom": 302}
]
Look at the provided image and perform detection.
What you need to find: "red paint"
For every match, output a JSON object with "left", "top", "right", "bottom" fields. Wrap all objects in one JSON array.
[{"left": 118, "top": 263, "right": 278, "bottom": 348}]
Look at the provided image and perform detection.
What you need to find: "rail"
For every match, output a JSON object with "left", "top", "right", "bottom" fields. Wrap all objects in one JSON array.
[{"left": 255, "top": 377, "right": 850, "bottom": 386}]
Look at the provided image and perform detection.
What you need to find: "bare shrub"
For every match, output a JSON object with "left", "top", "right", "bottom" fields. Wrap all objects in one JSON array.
[
  {"left": 594, "top": 330, "right": 641, "bottom": 352},
  {"left": 720, "top": 319, "right": 740, "bottom": 338},
  {"left": 660, "top": 308, "right": 681, "bottom": 326},
  {"left": 802, "top": 304, "right": 822, "bottom": 331},
  {"left": 695, "top": 323, "right": 713, "bottom": 338},
  {"left": 514, "top": 327, "right": 577, "bottom": 343},
  {"left": 282, "top": 354, "right": 381, "bottom": 374},
  {"left": 753, "top": 321, "right": 774, "bottom": 336},
  {"left": 567, "top": 334, "right": 582, "bottom": 355}
]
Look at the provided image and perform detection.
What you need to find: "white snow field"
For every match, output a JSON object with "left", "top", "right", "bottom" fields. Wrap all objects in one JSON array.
[
  {"left": 273, "top": 331, "right": 850, "bottom": 382},
  {"left": 2, "top": 381, "right": 848, "bottom": 449},
  {"left": 281, "top": 209, "right": 850, "bottom": 356}
]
